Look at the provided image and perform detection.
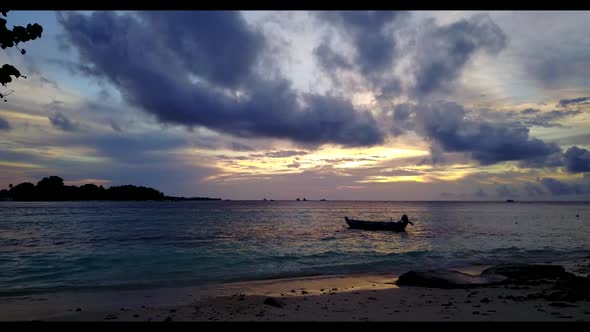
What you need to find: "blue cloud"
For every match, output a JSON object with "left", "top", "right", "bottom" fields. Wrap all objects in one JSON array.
[
  {"left": 57, "top": 11, "right": 384, "bottom": 147},
  {"left": 563, "top": 146, "right": 590, "bottom": 173},
  {"left": 316, "top": 11, "right": 406, "bottom": 76},
  {"left": 0, "top": 116, "right": 11, "bottom": 131},
  {"left": 558, "top": 96, "right": 590, "bottom": 107},
  {"left": 411, "top": 14, "right": 507, "bottom": 96},
  {"left": 392, "top": 102, "right": 561, "bottom": 166},
  {"left": 48, "top": 112, "right": 78, "bottom": 131}
]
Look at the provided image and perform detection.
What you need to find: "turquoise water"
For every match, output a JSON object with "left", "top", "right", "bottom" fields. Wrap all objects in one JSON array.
[{"left": 0, "top": 201, "right": 589, "bottom": 296}]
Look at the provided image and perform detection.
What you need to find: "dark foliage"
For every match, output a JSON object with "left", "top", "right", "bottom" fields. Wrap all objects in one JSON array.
[
  {"left": 1, "top": 176, "right": 165, "bottom": 201},
  {"left": 0, "top": 175, "right": 223, "bottom": 201},
  {"left": 0, "top": 10, "right": 43, "bottom": 101}
]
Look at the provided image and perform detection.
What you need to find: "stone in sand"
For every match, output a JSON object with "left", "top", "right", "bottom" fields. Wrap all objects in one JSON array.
[
  {"left": 263, "top": 297, "right": 286, "bottom": 308},
  {"left": 396, "top": 269, "right": 508, "bottom": 289},
  {"left": 481, "top": 264, "right": 566, "bottom": 281}
]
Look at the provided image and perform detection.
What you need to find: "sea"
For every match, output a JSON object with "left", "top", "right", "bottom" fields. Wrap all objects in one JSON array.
[{"left": 0, "top": 200, "right": 588, "bottom": 297}]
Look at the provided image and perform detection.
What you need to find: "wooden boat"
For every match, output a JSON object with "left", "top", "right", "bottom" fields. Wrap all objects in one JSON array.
[{"left": 344, "top": 216, "right": 412, "bottom": 232}]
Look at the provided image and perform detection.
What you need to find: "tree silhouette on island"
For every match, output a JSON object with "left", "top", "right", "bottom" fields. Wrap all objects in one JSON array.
[{"left": 0, "top": 176, "right": 221, "bottom": 201}]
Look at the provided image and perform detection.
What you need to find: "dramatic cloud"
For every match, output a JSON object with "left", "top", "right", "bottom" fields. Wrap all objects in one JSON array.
[
  {"left": 0, "top": 116, "right": 11, "bottom": 131},
  {"left": 558, "top": 96, "right": 590, "bottom": 107},
  {"left": 3, "top": 11, "right": 589, "bottom": 200},
  {"left": 57, "top": 11, "right": 384, "bottom": 147},
  {"left": 392, "top": 102, "right": 562, "bottom": 166},
  {"left": 313, "top": 40, "right": 353, "bottom": 72},
  {"left": 315, "top": 12, "right": 507, "bottom": 99},
  {"left": 316, "top": 11, "right": 406, "bottom": 76},
  {"left": 48, "top": 112, "right": 78, "bottom": 131},
  {"left": 563, "top": 146, "right": 590, "bottom": 173},
  {"left": 410, "top": 14, "right": 507, "bottom": 96}
]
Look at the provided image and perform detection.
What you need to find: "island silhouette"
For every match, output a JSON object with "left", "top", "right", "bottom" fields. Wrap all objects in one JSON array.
[{"left": 0, "top": 176, "right": 221, "bottom": 201}]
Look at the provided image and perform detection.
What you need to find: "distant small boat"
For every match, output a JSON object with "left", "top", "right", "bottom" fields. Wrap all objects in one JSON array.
[
  {"left": 320, "top": 199, "right": 327, "bottom": 201},
  {"left": 345, "top": 216, "right": 412, "bottom": 232},
  {"left": 506, "top": 199, "right": 515, "bottom": 203}
]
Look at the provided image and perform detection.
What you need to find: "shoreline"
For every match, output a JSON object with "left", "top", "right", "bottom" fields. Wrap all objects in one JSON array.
[{"left": 1, "top": 257, "right": 588, "bottom": 321}]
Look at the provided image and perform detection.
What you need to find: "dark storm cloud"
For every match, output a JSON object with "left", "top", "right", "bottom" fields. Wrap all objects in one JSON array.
[
  {"left": 317, "top": 11, "right": 406, "bottom": 76},
  {"left": 392, "top": 102, "right": 561, "bottom": 166},
  {"left": 563, "top": 146, "right": 590, "bottom": 173},
  {"left": 540, "top": 178, "right": 586, "bottom": 196},
  {"left": 558, "top": 96, "right": 589, "bottom": 107},
  {"left": 0, "top": 116, "right": 11, "bottom": 131},
  {"left": 48, "top": 112, "right": 78, "bottom": 132},
  {"left": 315, "top": 12, "right": 506, "bottom": 98},
  {"left": 140, "top": 11, "right": 263, "bottom": 88},
  {"left": 313, "top": 40, "right": 353, "bottom": 72},
  {"left": 57, "top": 11, "right": 384, "bottom": 147},
  {"left": 411, "top": 14, "right": 507, "bottom": 96}
]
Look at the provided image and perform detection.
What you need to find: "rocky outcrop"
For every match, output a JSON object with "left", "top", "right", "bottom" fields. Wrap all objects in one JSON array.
[
  {"left": 396, "top": 269, "right": 508, "bottom": 289},
  {"left": 396, "top": 263, "right": 590, "bottom": 301},
  {"left": 481, "top": 264, "right": 566, "bottom": 283}
]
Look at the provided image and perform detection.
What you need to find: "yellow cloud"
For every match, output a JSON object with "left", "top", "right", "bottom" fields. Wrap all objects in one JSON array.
[
  {"left": 0, "top": 161, "right": 41, "bottom": 169},
  {"left": 358, "top": 175, "right": 430, "bottom": 183}
]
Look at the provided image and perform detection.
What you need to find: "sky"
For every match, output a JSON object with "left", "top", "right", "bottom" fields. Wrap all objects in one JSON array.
[{"left": 0, "top": 10, "right": 589, "bottom": 200}]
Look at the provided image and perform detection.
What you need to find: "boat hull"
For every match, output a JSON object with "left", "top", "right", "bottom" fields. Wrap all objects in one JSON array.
[{"left": 345, "top": 217, "right": 408, "bottom": 232}]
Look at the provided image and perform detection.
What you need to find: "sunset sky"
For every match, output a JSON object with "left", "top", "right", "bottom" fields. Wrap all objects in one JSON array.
[{"left": 0, "top": 11, "right": 589, "bottom": 200}]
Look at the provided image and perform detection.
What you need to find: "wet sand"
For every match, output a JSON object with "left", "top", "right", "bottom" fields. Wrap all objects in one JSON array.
[{"left": 1, "top": 258, "right": 589, "bottom": 321}]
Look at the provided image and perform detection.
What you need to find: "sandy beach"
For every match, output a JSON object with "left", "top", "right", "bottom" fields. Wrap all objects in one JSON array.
[{"left": 1, "top": 258, "right": 589, "bottom": 322}]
